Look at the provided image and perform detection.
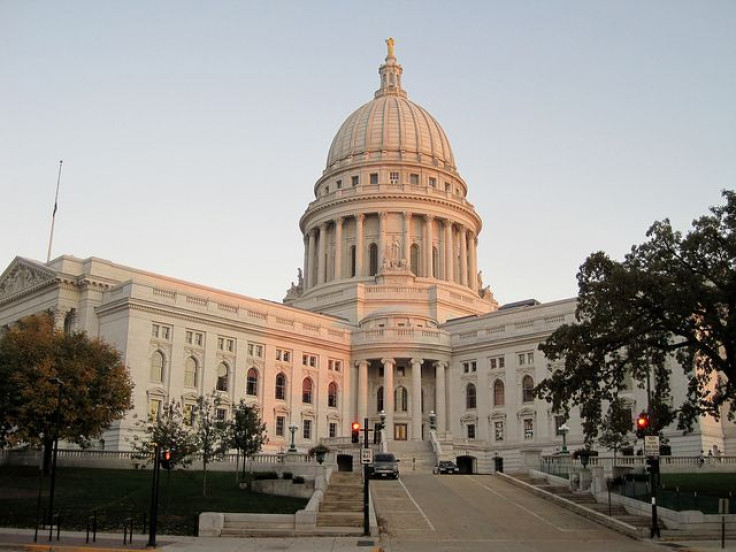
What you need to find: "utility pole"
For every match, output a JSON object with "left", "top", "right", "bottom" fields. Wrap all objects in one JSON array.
[{"left": 362, "top": 417, "right": 370, "bottom": 536}]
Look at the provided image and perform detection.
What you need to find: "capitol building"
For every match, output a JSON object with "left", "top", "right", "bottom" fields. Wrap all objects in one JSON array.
[{"left": 0, "top": 41, "right": 725, "bottom": 472}]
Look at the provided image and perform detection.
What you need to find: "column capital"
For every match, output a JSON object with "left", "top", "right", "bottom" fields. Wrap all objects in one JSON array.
[
  {"left": 320, "top": 221, "right": 329, "bottom": 230},
  {"left": 410, "top": 358, "right": 424, "bottom": 367},
  {"left": 379, "top": 211, "right": 388, "bottom": 220},
  {"left": 381, "top": 358, "right": 395, "bottom": 367},
  {"left": 403, "top": 211, "right": 412, "bottom": 220},
  {"left": 423, "top": 214, "right": 434, "bottom": 222},
  {"left": 433, "top": 360, "right": 448, "bottom": 370},
  {"left": 355, "top": 359, "right": 369, "bottom": 368},
  {"left": 335, "top": 215, "right": 344, "bottom": 224},
  {"left": 356, "top": 213, "right": 366, "bottom": 222}
]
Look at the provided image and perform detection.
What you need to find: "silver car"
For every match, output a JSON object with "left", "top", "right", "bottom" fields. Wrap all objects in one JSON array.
[{"left": 369, "top": 453, "right": 400, "bottom": 479}]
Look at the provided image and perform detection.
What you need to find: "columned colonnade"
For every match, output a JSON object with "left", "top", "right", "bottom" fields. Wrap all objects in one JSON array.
[{"left": 303, "top": 211, "right": 478, "bottom": 290}]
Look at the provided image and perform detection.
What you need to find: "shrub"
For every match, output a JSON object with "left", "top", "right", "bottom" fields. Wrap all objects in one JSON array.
[
  {"left": 282, "top": 472, "right": 293, "bottom": 480},
  {"left": 253, "top": 471, "right": 279, "bottom": 480},
  {"left": 292, "top": 476, "right": 305, "bottom": 484}
]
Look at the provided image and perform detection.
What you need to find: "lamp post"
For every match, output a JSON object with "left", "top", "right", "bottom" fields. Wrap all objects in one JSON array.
[
  {"left": 379, "top": 410, "right": 386, "bottom": 443},
  {"left": 558, "top": 423, "right": 570, "bottom": 454},
  {"left": 429, "top": 411, "right": 436, "bottom": 431},
  {"left": 47, "top": 377, "right": 64, "bottom": 540},
  {"left": 288, "top": 423, "right": 298, "bottom": 453}
]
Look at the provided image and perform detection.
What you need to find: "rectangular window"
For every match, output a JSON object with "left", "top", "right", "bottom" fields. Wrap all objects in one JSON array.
[
  {"left": 303, "top": 420, "right": 312, "bottom": 440},
  {"left": 428, "top": 177, "right": 437, "bottom": 188},
  {"left": 302, "top": 354, "right": 317, "bottom": 367},
  {"left": 467, "top": 424, "right": 476, "bottom": 439},
  {"left": 152, "top": 323, "right": 172, "bottom": 341},
  {"left": 195, "top": 332, "right": 204, "bottom": 347},
  {"left": 217, "top": 337, "right": 224, "bottom": 350},
  {"left": 276, "top": 416, "right": 285, "bottom": 437},
  {"left": 554, "top": 415, "right": 567, "bottom": 436},
  {"left": 389, "top": 171, "right": 399, "bottom": 184},
  {"left": 216, "top": 408, "right": 227, "bottom": 421},
  {"left": 149, "top": 398, "right": 162, "bottom": 422},
  {"left": 328, "top": 359, "right": 342, "bottom": 371},
  {"left": 524, "top": 419, "right": 534, "bottom": 440},
  {"left": 352, "top": 175, "right": 359, "bottom": 187},
  {"left": 489, "top": 356, "right": 505, "bottom": 370},
  {"left": 444, "top": 182, "right": 451, "bottom": 192},
  {"left": 370, "top": 173, "right": 378, "bottom": 185},
  {"left": 463, "top": 361, "right": 477, "bottom": 373},
  {"left": 276, "top": 348, "right": 292, "bottom": 362},
  {"left": 248, "top": 343, "right": 264, "bottom": 358},
  {"left": 185, "top": 330, "right": 193, "bottom": 344},
  {"left": 494, "top": 421, "right": 504, "bottom": 441},
  {"left": 226, "top": 338, "right": 235, "bottom": 352},
  {"left": 527, "top": 352, "right": 534, "bottom": 364},
  {"left": 152, "top": 324, "right": 160, "bottom": 338},
  {"left": 410, "top": 173, "right": 419, "bottom": 185},
  {"left": 329, "top": 422, "right": 338, "bottom": 438},
  {"left": 184, "top": 404, "right": 196, "bottom": 426},
  {"left": 336, "top": 179, "right": 342, "bottom": 189},
  {"left": 518, "top": 353, "right": 526, "bottom": 366},
  {"left": 397, "top": 367, "right": 405, "bottom": 377}
]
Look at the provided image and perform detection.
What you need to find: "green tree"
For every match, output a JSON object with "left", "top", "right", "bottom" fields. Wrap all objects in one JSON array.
[
  {"left": 130, "top": 399, "right": 197, "bottom": 470},
  {"left": 536, "top": 191, "right": 735, "bottom": 437},
  {"left": 598, "top": 399, "right": 634, "bottom": 457},
  {"left": 193, "top": 392, "right": 230, "bottom": 497},
  {"left": 0, "top": 312, "right": 133, "bottom": 472},
  {"left": 228, "top": 401, "right": 267, "bottom": 482}
]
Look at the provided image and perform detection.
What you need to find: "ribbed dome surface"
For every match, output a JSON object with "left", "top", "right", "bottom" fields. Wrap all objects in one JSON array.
[{"left": 326, "top": 95, "right": 456, "bottom": 172}]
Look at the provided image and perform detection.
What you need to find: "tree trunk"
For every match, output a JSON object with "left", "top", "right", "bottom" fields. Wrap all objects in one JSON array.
[
  {"left": 202, "top": 460, "right": 208, "bottom": 497},
  {"left": 42, "top": 436, "right": 53, "bottom": 475}
]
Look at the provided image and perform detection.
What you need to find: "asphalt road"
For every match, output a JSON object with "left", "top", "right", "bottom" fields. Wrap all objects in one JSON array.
[{"left": 371, "top": 474, "right": 663, "bottom": 552}]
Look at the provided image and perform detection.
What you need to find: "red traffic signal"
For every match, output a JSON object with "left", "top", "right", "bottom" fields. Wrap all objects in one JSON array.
[
  {"left": 351, "top": 422, "right": 361, "bottom": 443},
  {"left": 635, "top": 412, "right": 650, "bottom": 437},
  {"left": 159, "top": 449, "right": 173, "bottom": 470}
]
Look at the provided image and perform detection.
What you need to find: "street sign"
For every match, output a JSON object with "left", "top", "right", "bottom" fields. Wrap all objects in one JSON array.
[
  {"left": 644, "top": 435, "right": 660, "bottom": 456},
  {"left": 361, "top": 448, "right": 373, "bottom": 464}
]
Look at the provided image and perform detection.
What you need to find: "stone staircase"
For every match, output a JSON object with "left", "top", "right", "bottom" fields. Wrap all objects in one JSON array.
[
  {"left": 387, "top": 440, "right": 436, "bottom": 473},
  {"left": 316, "top": 471, "right": 364, "bottom": 528}
]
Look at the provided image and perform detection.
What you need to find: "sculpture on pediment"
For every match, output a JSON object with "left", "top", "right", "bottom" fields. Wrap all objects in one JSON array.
[{"left": 0, "top": 263, "right": 52, "bottom": 299}]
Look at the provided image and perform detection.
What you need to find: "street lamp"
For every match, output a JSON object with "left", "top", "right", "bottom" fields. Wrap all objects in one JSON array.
[
  {"left": 47, "top": 377, "right": 64, "bottom": 539},
  {"left": 429, "top": 411, "right": 436, "bottom": 431},
  {"left": 288, "top": 422, "right": 298, "bottom": 452},
  {"left": 558, "top": 423, "right": 570, "bottom": 454}
]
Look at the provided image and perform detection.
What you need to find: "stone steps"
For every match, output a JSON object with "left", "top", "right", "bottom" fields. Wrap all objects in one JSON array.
[{"left": 317, "top": 472, "right": 365, "bottom": 527}]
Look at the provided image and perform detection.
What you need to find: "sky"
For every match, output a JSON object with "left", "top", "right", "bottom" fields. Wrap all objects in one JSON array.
[{"left": 1, "top": 1, "right": 734, "bottom": 306}]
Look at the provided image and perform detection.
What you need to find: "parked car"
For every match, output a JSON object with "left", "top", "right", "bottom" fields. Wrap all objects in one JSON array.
[
  {"left": 369, "top": 453, "right": 400, "bottom": 479},
  {"left": 433, "top": 460, "right": 459, "bottom": 474}
]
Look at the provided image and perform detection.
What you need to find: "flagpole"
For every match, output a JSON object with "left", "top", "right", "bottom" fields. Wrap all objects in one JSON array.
[{"left": 46, "top": 160, "right": 63, "bottom": 263}]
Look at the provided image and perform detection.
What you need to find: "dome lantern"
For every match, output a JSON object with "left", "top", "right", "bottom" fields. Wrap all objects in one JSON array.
[{"left": 375, "top": 37, "right": 407, "bottom": 99}]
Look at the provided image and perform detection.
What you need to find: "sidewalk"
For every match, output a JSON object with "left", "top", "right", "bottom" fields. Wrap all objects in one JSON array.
[{"left": 0, "top": 528, "right": 384, "bottom": 552}]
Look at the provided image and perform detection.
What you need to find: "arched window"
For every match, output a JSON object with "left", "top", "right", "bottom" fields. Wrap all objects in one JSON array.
[
  {"left": 493, "top": 379, "right": 505, "bottom": 406},
  {"left": 377, "top": 386, "right": 384, "bottom": 412},
  {"left": 410, "top": 244, "right": 420, "bottom": 275},
  {"left": 394, "top": 386, "right": 408, "bottom": 412},
  {"left": 466, "top": 383, "right": 477, "bottom": 409},
  {"left": 275, "top": 372, "right": 286, "bottom": 400},
  {"left": 216, "top": 362, "right": 229, "bottom": 392},
  {"left": 328, "top": 381, "right": 338, "bottom": 408},
  {"left": 432, "top": 246, "right": 439, "bottom": 278},
  {"left": 150, "top": 350, "right": 164, "bottom": 383},
  {"left": 350, "top": 245, "right": 357, "bottom": 277},
  {"left": 184, "top": 357, "right": 198, "bottom": 388},
  {"left": 246, "top": 367, "right": 259, "bottom": 396},
  {"left": 369, "top": 243, "right": 378, "bottom": 276},
  {"left": 302, "top": 377, "right": 314, "bottom": 404},
  {"left": 522, "top": 375, "right": 534, "bottom": 403}
]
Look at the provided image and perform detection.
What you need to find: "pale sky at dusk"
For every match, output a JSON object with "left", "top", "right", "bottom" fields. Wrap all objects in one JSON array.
[{"left": 1, "top": 1, "right": 734, "bottom": 306}]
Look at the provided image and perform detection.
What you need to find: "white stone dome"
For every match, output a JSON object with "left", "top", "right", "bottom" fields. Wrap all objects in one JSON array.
[{"left": 325, "top": 43, "right": 456, "bottom": 173}]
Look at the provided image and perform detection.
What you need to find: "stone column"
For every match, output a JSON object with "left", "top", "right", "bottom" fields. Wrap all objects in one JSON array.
[
  {"left": 306, "top": 229, "right": 316, "bottom": 288},
  {"left": 403, "top": 212, "right": 411, "bottom": 265},
  {"left": 444, "top": 220, "right": 453, "bottom": 282},
  {"left": 434, "top": 361, "right": 447, "bottom": 434},
  {"left": 459, "top": 226, "right": 468, "bottom": 286},
  {"left": 410, "top": 358, "right": 423, "bottom": 440},
  {"left": 356, "top": 359, "right": 368, "bottom": 423},
  {"left": 424, "top": 215, "right": 434, "bottom": 278},
  {"left": 355, "top": 214, "right": 365, "bottom": 277},
  {"left": 378, "top": 212, "right": 387, "bottom": 268},
  {"left": 334, "top": 217, "right": 344, "bottom": 281},
  {"left": 318, "top": 222, "right": 328, "bottom": 285},
  {"left": 469, "top": 231, "right": 477, "bottom": 292},
  {"left": 303, "top": 234, "right": 310, "bottom": 289},
  {"left": 382, "top": 358, "right": 395, "bottom": 440}
]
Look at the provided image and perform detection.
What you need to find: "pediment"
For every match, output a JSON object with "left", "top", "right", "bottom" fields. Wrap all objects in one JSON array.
[{"left": 0, "top": 257, "right": 57, "bottom": 300}]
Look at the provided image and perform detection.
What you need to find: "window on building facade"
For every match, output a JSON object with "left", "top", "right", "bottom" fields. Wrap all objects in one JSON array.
[
  {"left": 410, "top": 173, "right": 419, "bottom": 185},
  {"left": 216, "top": 362, "right": 229, "bottom": 392},
  {"left": 554, "top": 415, "right": 567, "bottom": 435},
  {"left": 395, "top": 386, "right": 408, "bottom": 412},
  {"left": 302, "top": 378, "right": 314, "bottom": 404},
  {"left": 522, "top": 375, "right": 534, "bottom": 403},
  {"left": 149, "top": 398, "right": 162, "bottom": 422},
  {"left": 369, "top": 243, "right": 378, "bottom": 276},
  {"left": 489, "top": 356, "right": 505, "bottom": 370},
  {"left": 184, "top": 403, "right": 196, "bottom": 426},
  {"left": 276, "top": 416, "right": 285, "bottom": 437},
  {"left": 463, "top": 361, "right": 477, "bottom": 373},
  {"left": 186, "top": 330, "right": 204, "bottom": 347},
  {"left": 429, "top": 177, "right": 437, "bottom": 188},
  {"left": 377, "top": 386, "right": 384, "bottom": 412},
  {"left": 247, "top": 343, "right": 263, "bottom": 358},
  {"left": 184, "top": 357, "right": 198, "bottom": 388},
  {"left": 302, "top": 354, "right": 317, "bottom": 367},
  {"left": 370, "top": 173, "right": 378, "bottom": 185},
  {"left": 466, "top": 383, "right": 476, "bottom": 409},
  {"left": 352, "top": 175, "right": 359, "bottom": 187},
  {"left": 152, "top": 323, "right": 172, "bottom": 341},
  {"left": 150, "top": 351, "right": 164, "bottom": 383},
  {"left": 493, "top": 379, "right": 505, "bottom": 406},
  {"left": 467, "top": 423, "right": 476, "bottom": 439},
  {"left": 409, "top": 244, "right": 420, "bottom": 276},
  {"left": 524, "top": 418, "right": 534, "bottom": 440},
  {"left": 303, "top": 419, "right": 312, "bottom": 440},
  {"left": 494, "top": 421, "right": 504, "bottom": 441},
  {"left": 328, "top": 359, "right": 342, "bottom": 372},
  {"left": 350, "top": 245, "right": 357, "bottom": 277},
  {"left": 397, "top": 366, "right": 405, "bottom": 377},
  {"left": 216, "top": 408, "right": 227, "bottom": 421},
  {"left": 246, "top": 367, "right": 259, "bottom": 396},
  {"left": 276, "top": 348, "right": 291, "bottom": 362},
  {"left": 444, "top": 182, "right": 451, "bottom": 192},
  {"left": 329, "top": 422, "right": 338, "bottom": 438},
  {"left": 389, "top": 171, "right": 399, "bottom": 184},
  {"left": 336, "top": 179, "right": 342, "bottom": 189},
  {"left": 328, "top": 381, "right": 338, "bottom": 408},
  {"left": 432, "top": 247, "right": 439, "bottom": 277},
  {"left": 275, "top": 372, "right": 286, "bottom": 400},
  {"left": 518, "top": 351, "right": 534, "bottom": 366}
]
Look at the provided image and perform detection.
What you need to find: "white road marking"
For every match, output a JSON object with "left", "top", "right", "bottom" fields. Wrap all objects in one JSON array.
[{"left": 397, "top": 477, "right": 436, "bottom": 531}]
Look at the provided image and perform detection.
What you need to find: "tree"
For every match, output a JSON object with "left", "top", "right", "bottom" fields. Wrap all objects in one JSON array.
[
  {"left": 228, "top": 401, "right": 267, "bottom": 482},
  {"left": 193, "top": 392, "right": 230, "bottom": 497},
  {"left": 536, "top": 191, "right": 735, "bottom": 438},
  {"left": 0, "top": 312, "right": 133, "bottom": 472},
  {"left": 598, "top": 399, "right": 634, "bottom": 457},
  {"left": 130, "top": 399, "right": 197, "bottom": 470}
]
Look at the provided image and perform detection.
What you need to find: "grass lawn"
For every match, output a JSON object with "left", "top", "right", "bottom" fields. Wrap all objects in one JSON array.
[
  {"left": 0, "top": 466, "right": 308, "bottom": 535},
  {"left": 661, "top": 473, "right": 736, "bottom": 496}
]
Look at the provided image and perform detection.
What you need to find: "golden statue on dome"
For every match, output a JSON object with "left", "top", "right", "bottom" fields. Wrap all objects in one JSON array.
[{"left": 386, "top": 37, "right": 395, "bottom": 58}]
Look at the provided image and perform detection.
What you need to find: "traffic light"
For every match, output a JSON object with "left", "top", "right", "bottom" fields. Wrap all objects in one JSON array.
[
  {"left": 351, "top": 422, "right": 361, "bottom": 443},
  {"left": 635, "top": 412, "right": 650, "bottom": 438},
  {"left": 159, "top": 449, "right": 172, "bottom": 470}
]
